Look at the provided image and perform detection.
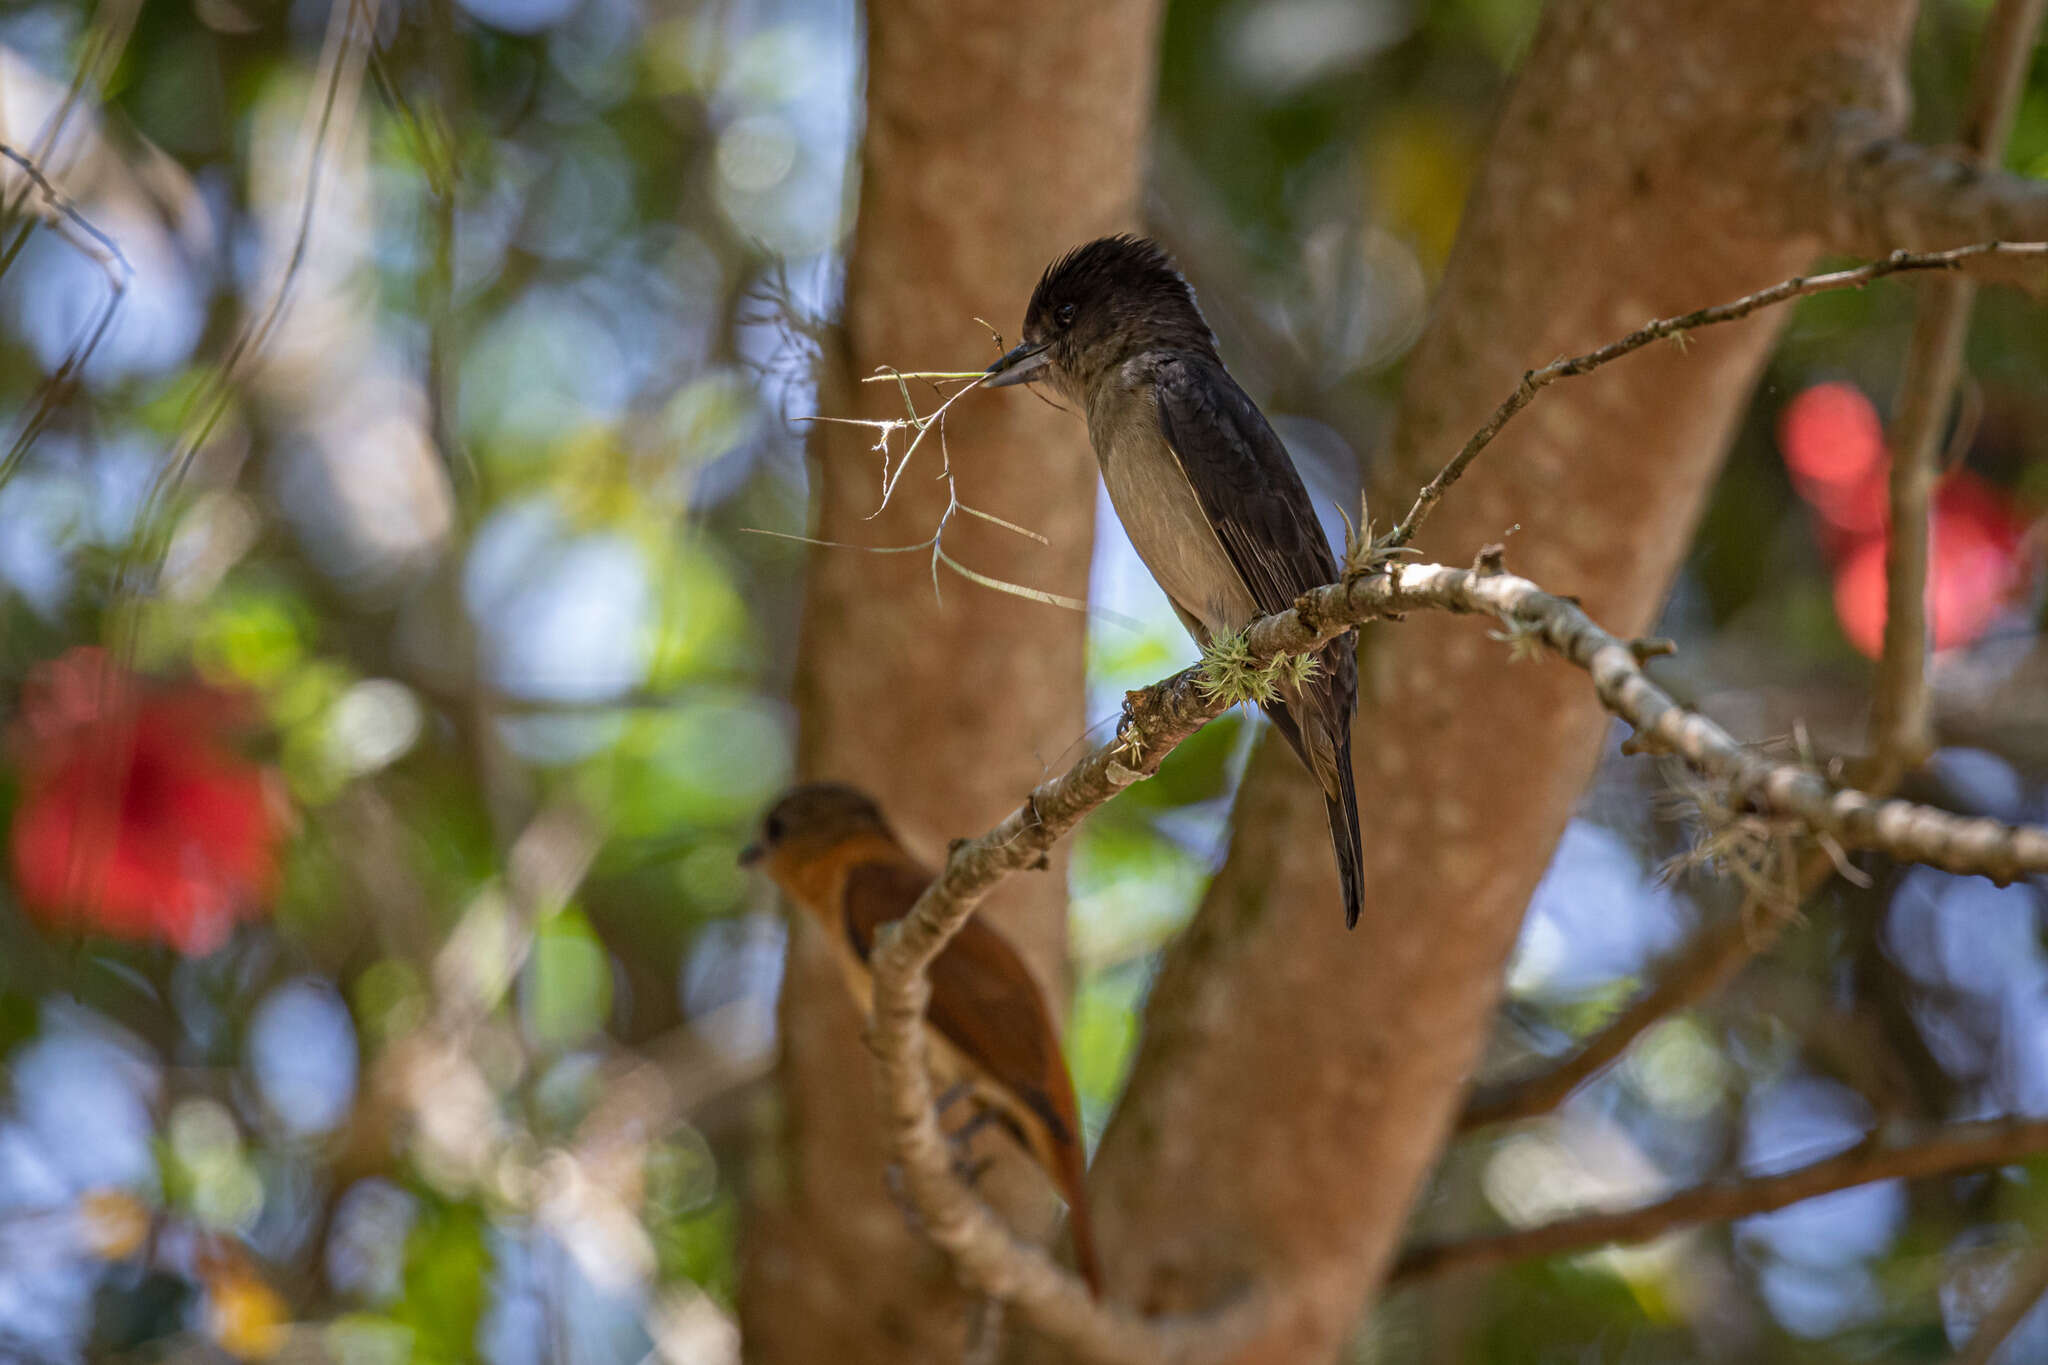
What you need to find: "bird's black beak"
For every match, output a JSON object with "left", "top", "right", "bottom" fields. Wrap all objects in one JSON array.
[
  {"left": 983, "top": 340, "right": 1050, "bottom": 388},
  {"left": 737, "top": 841, "right": 763, "bottom": 868}
]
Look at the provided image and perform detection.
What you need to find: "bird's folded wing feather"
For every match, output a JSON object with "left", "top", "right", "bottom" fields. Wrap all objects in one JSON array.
[{"left": 1151, "top": 354, "right": 1340, "bottom": 616}]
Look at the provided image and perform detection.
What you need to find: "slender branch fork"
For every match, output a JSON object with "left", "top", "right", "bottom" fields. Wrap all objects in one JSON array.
[
  {"left": 0, "top": 142, "right": 134, "bottom": 487},
  {"left": 1867, "top": 0, "right": 2046, "bottom": 792},
  {"left": 1380, "top": 241, "right": 2048, "bottom": 551}
]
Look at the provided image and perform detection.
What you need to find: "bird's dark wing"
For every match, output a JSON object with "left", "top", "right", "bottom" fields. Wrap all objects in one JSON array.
[
  {"left": 841, "top": 861, "right": 1077, "bottom": 1149},
  {"left": 1154, "top": 354, "right": 1366, "bottom": 929},
  {"left": 1151, "top": 354, "right": 1340, "bottom": 615}
]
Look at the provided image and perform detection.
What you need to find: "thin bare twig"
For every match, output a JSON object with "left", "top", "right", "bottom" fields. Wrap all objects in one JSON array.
[
  {"left": 0, "top": 0, "right": 143, "bottom": 282},
  {"left": 1382, "top": 242, "right": 2048, "bottom": 552},
  {"left": 1867, "top": 0, "right": 2045, "bottom": 789},
  {"left": 1392, "top": 1116, "right": 2048, "bottom": 1283},
  {"left": 1455, "top": 861, "right": 1827, "bottom": 1132},
  {"left": 118, "top": 0, "right": 382, "bottom": 601},
  {"left": 758, "top": 369, "right": 1100, "bottom": 615},
  {"left": 1813, "top": 110, "right": 2048, "bottom": 284},
  {"left": 0, "top": 143, "right": 133, "bottom": 487}
]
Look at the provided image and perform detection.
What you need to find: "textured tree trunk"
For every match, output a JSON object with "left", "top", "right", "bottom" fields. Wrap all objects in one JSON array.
[
  {"left": 1078, "top": 2, "right": 1920, "bottom": 1358},
  {"left": 740, "top": 2, "right": 1161, "bottom": 1360}
]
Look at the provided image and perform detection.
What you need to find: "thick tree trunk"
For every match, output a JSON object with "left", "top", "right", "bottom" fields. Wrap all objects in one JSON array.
[
  {"left": 1080, "top": 2, "right": 1918, "bottom": 1358},
  {"left": 740, "top": 2, "right": 1161, "bottom": 1361}
]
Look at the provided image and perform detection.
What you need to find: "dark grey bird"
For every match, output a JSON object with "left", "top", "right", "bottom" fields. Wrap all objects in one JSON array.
[{"left": 984, "top": 235, "right": 1363, "bottom": 928}]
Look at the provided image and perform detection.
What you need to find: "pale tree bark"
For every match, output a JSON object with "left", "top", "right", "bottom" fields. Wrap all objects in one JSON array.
[
  {"left": 1081, "top": 2, "right": 1947, "bottom": 1358},
  {"left": 740, "top": 2, "right": 1161, "bottom": 1361}
]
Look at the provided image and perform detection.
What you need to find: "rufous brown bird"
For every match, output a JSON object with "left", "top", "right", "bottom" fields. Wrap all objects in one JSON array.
[{"left": 740, "top": 781, "right": 1101, "bottom": 1295}]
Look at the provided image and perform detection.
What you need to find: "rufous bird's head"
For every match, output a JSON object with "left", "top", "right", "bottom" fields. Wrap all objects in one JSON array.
[{"left": 739, "top": 781, "right": 899, "bottom": 891}]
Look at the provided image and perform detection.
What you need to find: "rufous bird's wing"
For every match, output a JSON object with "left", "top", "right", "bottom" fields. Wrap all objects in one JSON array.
[{"left": 842, "top": 859, "right": 1102, "bottom": 1293}]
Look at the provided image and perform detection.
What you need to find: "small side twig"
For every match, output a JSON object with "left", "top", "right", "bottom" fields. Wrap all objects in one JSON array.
[
  {"left": 1381, "top": 241, "right": 2048, "bottom": 552},
  {"left": 760, "top": 368, "right": 1099, "bottom": 616},
  {"left": 1457, "top": 848, "right": 1836, "bottom": 1133},
  {"left": 0, "top": 0, "right": 142, "bottom": 282},
  {"left": 0, "top": 143, "right": 133, "bottom": 487},
  {"left": 1866, "top": 0, "right": 2045, "bottom": 790}
]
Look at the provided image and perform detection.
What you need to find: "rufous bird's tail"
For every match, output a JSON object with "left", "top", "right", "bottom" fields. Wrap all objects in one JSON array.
[{"left": 1051, "top": 1127, "right": 1103, "bottom": 1297}]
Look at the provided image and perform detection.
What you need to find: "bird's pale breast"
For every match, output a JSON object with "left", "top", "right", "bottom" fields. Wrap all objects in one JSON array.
[{"left": 1087, "top": 371, "right": 1256, "bottom": 640}]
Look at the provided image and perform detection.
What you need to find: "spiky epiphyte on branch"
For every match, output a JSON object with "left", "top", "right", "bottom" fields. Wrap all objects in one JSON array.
[{"left": 1196, "top": 628, "right": 1322, "bottom": 707}]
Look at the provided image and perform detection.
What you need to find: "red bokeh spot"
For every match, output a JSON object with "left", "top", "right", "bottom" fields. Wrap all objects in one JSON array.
[
  {"left": 1779, "top": 383, "right": 2036, "bottom": 658},
  {"left": 1777, "top": 381, "right": 1888, "bottom": 538},
  {"left": 8, "top": 648, "right": 288, "bottom": 955},
  {"left": 1828, "top": 476, "right": 2030, "bottom": 658}
]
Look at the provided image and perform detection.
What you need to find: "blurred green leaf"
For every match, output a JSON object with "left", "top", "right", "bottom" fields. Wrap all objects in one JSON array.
[
  {"left": 520, "top": 906, "right": 614, "bottom": 1049},
  {"left": 393, "top": 1203, "right": 491, "bottom": 1365}
]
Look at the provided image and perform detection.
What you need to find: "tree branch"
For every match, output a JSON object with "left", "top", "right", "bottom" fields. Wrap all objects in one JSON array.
[
  {"left": 1867, "top": 0, "right": 2046, "bottom": 789},
  {"left": 858, "top": 550, "right": 2048, "bottom": 1357},
  {"left": 1455, "top": 878, "right": 1797, "bottom": 1132},
  {"left": 0, "top": 142, "right": 133, "bottom": 487},
  {"left": 1392, "top": 1117, "right": 2048, "bottom": 1283},
  {"left": 866, "top": 664, "right": 1262, "bottom": 1364},
  {"left": 1456, "top": 22, "right": 2048, "bottom": 1132},
  {"left": 1383, "top": 242, "right": 2048, "bottom": 552},
  {"left": 1807, "top": 110, "right": 2048, "bottom": 287},
  {"left": 1460, "top": 836, "right": 1862, "bottom": 1133}
]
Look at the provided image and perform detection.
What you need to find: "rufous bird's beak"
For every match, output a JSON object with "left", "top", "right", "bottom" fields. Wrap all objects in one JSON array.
[{"left": 737, "top": 841, "right": 763, "bottom": 867}]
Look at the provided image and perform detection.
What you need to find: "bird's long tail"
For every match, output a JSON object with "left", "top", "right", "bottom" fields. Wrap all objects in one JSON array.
[
  {"left": 1324, "top": 729, "right": 1364, "bottom": 929},
  {"left": 1264, "top": 636, "right": 1364, "bottom": 927}
]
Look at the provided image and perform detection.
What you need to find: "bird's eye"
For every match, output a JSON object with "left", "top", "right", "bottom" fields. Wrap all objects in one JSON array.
[
  {"left": 763, "top": 814, "right": 785, "bottom": 843},
  {"left": 1056, "top": 302, "right": 1077, "bottom": 328}
]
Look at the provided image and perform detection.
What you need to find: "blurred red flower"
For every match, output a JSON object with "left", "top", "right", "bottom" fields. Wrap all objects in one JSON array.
[
  {"left": 8, "top": 648, "right": 288, "bottom": 955},
  {"left": 1777, "top": 382, "right": 2035, "bottom": 658},
  {"left": 1777, "top": 381, "right": 1888, "bottom": 542}
]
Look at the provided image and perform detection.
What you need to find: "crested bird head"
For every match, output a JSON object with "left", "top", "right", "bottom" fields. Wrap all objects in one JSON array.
[{"left": 984, "top": 235, "right": 1216, "bottom": 399}]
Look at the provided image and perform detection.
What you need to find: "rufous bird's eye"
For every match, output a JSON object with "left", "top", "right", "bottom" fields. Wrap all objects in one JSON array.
[
  {"left": 763, "top": 814, "right": 785, "bottom": 843},
  {"left": 1056, "top": 302, "right": 1077, "bottom": 328}
]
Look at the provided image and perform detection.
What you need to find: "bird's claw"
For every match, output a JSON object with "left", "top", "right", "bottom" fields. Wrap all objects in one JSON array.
[
  {"left": 881, "top": 1122, "right": 998, "bottom": 1234},
  {"left": 1113, "top": 688, "right": 1151, "bottom": 764}
]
